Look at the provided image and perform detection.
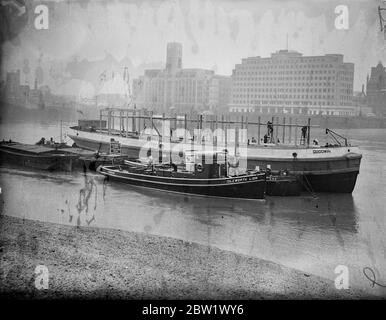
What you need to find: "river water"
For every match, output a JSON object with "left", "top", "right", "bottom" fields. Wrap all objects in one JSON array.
[{"left": 0, "top": 120, "right": 385, "bottom": 297}]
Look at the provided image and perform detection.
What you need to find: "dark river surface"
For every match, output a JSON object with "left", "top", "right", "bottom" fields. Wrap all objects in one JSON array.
[{"left": 0, "top": 121, "right": 385, "bottom": 296}]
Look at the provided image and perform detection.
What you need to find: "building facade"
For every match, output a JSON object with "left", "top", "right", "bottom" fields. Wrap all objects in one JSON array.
[
  {"left": 1, "top": 70, "right": 52, "bottom": 109},
  {"left": 132, "top": 43, "right": 231, "bottom": 113},
  {"left": 366, "top": 62, "right": 386, "bottom": 116},
  {"left": 229, "top": 50, "right": 355, "bottom": 116}
]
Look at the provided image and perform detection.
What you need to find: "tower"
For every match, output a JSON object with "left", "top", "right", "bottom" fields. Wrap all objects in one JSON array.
[{"left": 165, "top": 42, "right": 182, "bottom": 73}]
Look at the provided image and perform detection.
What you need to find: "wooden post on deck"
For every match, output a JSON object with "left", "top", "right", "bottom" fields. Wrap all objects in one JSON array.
[
  {"left": 120, "top": 111, "right": 122, "bottom": 132},
  {"left": 289, "top": 117, "right": 292, "bottom": 144},
  {"left": 150, "top": 111, "right": 154, "bottom": 138},
  {"left": 160, "top": 113, "right": 165, "bottom": 164},
  {"left": 258, "top": 115, "right": 261, "bottom": 145},
  {"left": 234, "top": 120, "right": 238, "bottom": 156},
  {"left": 214, "top": 115, "right": 218, "bottom": 146},
  {"left": 99, "top": 109, "right": 102, "bottom": 133},
  {"left": 195, "top": 114, "right": 199, "bottom": 143},
  {"left": 162, "top": 113, "right": 166, "bottom": 139},
  {"left": 307, "top": 118, "right": 311, "bottom": 147},
  {"left": 275, "top": 116, "right": 279, "bottom": 144},
  {"left": 224, "top": 115, "right": 228, "bottom": 176},
  {"left": 138, "top": 109, "right": 142, "bottom": 133},
  {"left": 132, "top": 108, "right": 136, "bottom": 133},
  {"left": 245, "top": 116, "right": 249, "bottom": 144},
  {"left": 119, "top": 111, "right": 122, "bottom": 132},
  {"left": 126, "top": 110, "right": 128, "bottom": 138},
  {"left": 107, "top": 109, "right": 111, "bottom": 135},
  {"left": 112, "top": 110, "right": 115, "bottom": 132},
  {"left": 184, "top": 114, "right": 187, "bottom": 142}
]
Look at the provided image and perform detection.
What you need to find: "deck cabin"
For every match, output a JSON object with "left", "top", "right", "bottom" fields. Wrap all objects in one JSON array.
[{"left": 146, "top": 150, "right": 228, "bottom": 179}]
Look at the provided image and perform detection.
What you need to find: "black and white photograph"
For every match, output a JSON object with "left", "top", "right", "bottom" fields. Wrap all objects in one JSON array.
[{"left": 0, "top": 0, "right": 385, "bottom": 308}]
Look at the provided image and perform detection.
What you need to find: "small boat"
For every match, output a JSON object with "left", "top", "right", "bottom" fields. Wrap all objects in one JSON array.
[
  {"left": 124, "top": 158, "right": 150, "bottom": 167},
  {"left": 124, "top": 156, "right": 301, "bottom": 197},
  {"left": 0, "top": 141, "right": 79, "bottom": 171},
  {"left": 97, "top": 150, "right": 266, "bottom": 200}
]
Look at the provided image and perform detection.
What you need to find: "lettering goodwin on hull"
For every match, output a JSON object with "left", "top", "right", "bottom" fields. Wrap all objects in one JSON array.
[{"left": 313, "top": 149, "right": 332, "bottom": 154}]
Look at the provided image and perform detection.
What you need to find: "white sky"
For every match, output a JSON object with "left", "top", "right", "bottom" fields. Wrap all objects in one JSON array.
[{"left": 1, "top": 0, "right": 386, "bottom": 94}]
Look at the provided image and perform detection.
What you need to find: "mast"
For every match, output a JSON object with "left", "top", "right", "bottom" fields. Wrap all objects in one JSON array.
[
  {"left": 169, "top": 126, "right": 172, "bottom": 165},
  {"left": 60, "top": 120, "right": 63, "bottom": 143},
  {"left": 224, "top": 115, "right": 228, "bottom": 177}
]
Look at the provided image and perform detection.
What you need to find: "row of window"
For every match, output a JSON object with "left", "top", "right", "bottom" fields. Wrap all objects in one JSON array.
[
  {"left": 235, "top": 69, "right": 338, "bottom": 76},
  {"left": 233, "top": 93, "right": 336, "bottom": 99},
  {"left": 234, "top": 76, "right": 337, "bottom": 82},
  {"left": 230, "top": 107, "right": 355, "bottom": 116},
  {"left": 241, "top": 60, "right": 335, "bottom": 68},
  {"left": 234, "top": 88, "right": 335, "bottom": 93},
  {"left": 232, "top": 82, "right": 336, "bottom": 91},
  {"left": 232, "top": 99, "right": 337, "bottom": 105},
  {"left": 232, "top": 95, "right": 336, "bottom": 102}
]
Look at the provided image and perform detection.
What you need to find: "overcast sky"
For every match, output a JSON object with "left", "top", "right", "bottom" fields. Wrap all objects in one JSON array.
[{"left": 1, "top": 0, "right": 386, "bottom": 94}]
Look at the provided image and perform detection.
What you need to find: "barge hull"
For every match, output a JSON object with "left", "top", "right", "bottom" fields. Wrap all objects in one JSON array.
[
  {"left": 247, "top": 156, "right": 361, "bottom": 193},
  {"left": 0, "top": 150, "right": 77, "bottom": 171},
  {"left": 100, "top": 169, "right": 266, "bottom": 200},
  {"left": 302, "top": 171, "right": 359, "bottom": 193}
]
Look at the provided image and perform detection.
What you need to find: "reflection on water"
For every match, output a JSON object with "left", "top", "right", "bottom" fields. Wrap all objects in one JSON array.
[
  {"left": 0, "top": 123, "right": 386, "bottom": 297},
  {"left": 75, "top": 173, "right": 97, "bottom": 226}
]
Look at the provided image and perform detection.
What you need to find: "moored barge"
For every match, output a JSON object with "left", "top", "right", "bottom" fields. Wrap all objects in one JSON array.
[
  {"left": 0, "top": 141, "right": 79, "bottom": 171},
  {"left": 69, "top": 108, "right": 362, "bottom": 193}
]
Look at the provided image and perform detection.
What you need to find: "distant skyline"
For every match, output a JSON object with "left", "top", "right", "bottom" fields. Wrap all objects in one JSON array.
[{"left": 1, "top": 0, "right": 386, "bottom": 96}]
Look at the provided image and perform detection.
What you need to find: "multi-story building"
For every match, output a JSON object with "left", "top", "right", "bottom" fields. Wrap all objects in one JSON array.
[
  {"left": 366, "top": 62, "right": 386, "bottom": 116},
  {"left": 3, "top": 70, "right": 21, "bottom": 102},
  {"left": 229, "top": 50, "right": 355, "bottom": 116},
  {"left": 1, "top": 70, "right": 48, "bottom": 109},
  {"left": 132, "top": 43, "right": 231, "bottom": 113}
]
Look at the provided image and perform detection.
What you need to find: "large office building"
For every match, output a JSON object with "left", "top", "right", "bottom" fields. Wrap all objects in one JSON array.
[
  {"left": 366, "top": 62, "right": 386, "bottom": 116},
  {"left": 229, "top": 50, "right": 356, "bottom": 116},
  {"left": 132, "top": 43, "right": 231, "bottom": 113}
]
